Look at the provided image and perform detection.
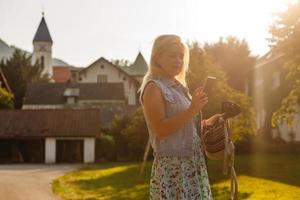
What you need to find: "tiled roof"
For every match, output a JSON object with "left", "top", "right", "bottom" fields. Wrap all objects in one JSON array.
[
  {"left": 119, "top": 52, "right": 148, "bottom": 76},
  {"left": 255, "top": 52, "right": 285, "bottom": 69},
  {"left": 33, "top": 16, "right": 53, "bottom": 43},
  {"left": 0, "top": 109, "right": 100, "bottom": 138},
  {"left": 24, "top": 82, "right": 125, "bottom": 105}
]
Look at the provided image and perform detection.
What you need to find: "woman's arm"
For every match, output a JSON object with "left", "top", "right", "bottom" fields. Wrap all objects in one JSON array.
[{"left": 142, "top": 82, "right": 207, "bottom": 139}]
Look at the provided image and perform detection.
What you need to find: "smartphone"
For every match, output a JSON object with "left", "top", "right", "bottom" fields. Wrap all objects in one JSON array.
[{"left": 203, "top": 76, "right": 217, "bottom": 94}]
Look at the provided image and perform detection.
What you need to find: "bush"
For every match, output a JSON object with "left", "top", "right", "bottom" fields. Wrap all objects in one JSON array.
[
  {"left": 95, "top": 134, "right": 116, "bottom": 161},
  {"left": 0, "top": 87, "right": 14, "bottom": 109},
  {"left": 109, "top": 114, "right": 131, "bottom": 161},
  {"left": 123, "top": 108, "right": 149, "bottom": 160},
  {"left": 106, "top": 107, "right": 149, "bottom": 161}
]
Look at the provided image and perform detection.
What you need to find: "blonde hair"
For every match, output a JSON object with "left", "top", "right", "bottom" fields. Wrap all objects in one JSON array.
[{"left": 139, "top": 34, "right": 190, "bottom": 95}]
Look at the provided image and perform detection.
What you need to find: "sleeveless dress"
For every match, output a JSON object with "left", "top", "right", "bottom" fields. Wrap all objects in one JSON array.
[{"left": 147, "top": 79, "right": 213, "bottom": 200}]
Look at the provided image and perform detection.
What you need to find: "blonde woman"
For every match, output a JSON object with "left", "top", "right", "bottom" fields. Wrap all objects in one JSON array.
[{"left": 140, "top": 35, "right": 222, "bottom": 199}]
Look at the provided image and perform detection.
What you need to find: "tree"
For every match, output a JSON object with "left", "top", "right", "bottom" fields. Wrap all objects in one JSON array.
[
  {"left": 111, "top": 59, "right": 132, "bottom": 67},
  {"left": 123, "top": 107, "right": 149, "bottom": 159},
  {"left": 0, "top": 87, "right": 14, "bottom": 109},
  {"left": 204, "top": 36, "right": 256, "bottom": 92},
  {"left": 0, "top": 49, "right": 49, "bottom": 109},
  {"left": 269, "top": 0, "right": 300, "bottom": 127},
  {"left": 108, "top": 108, "right": 149, "bottom": 161},
  {"left": 187, "top": 42, "right": 256, "bottom": 141},
  {"left": 109, "top": 114, "right": 131, "bottom": 161}
]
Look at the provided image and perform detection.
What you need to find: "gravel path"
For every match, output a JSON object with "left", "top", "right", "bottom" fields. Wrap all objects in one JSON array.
[{"left": 0, "top": 164, "right": 81, "bottom": 200}]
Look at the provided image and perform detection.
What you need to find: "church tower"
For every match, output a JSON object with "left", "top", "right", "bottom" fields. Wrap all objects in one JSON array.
[{"left": 32, "top": 13, "right": 53, "bottom": 77}]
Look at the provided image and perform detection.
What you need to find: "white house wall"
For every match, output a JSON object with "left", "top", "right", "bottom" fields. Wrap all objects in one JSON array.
[
  {"left": 45, "top": 137, "right": 56, "bottom": 163},
  {"left": 275, "top": 113, "right": 300, "bottom": 142},
  {"left": 32, "top": 41, "right": 53, "bottom": 77},
  {"left": 79, "top": 59, "right": 137, "bottom": 105},
  {"left": 77, "top": 100, "right": 125, "bottom": 106},
  {"left": 22, "top": 105, "right": 64, "bottom": 109},
  {"left": 254, "top": 57, "right": 300, "bottom": 142},
  {"left": 22, "top": 101, "right": 125, "bottom": 110},
  {"left": 45, "top": 137, "right": 96, "bottom": 163},
  {"left": 84, "top": 138, "right": 95, "bottom": 163}
]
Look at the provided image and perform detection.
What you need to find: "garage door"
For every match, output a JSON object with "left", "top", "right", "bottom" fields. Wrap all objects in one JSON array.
[
  {"left": 0, "top": 139, "right": 44, "bottom": 163},
  {"left": 56, "top": 139, "right": 83, "bottom": 163}
]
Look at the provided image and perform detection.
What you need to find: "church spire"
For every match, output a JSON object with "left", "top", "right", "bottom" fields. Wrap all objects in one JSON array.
[
  {"left": 33, "top": 13, "right": 53, "bottom": 43},
  {"left": 32, "top": 13, "right": 53, "bottom": 77},
  {"left": 42, "top": 5, "right": 45, "bottom": 17}
]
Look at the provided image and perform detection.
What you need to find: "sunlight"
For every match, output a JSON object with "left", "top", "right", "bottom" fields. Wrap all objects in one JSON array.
[
  {"left": 185, "top": 0, "right": 293, "bottom": 55},
  {"left": 212, "top": 175, "right": 300, "bottom": 199},
  {"left": 64, "top": 165, "right": 137, "bottom": 181},
  {"left": 215, "top": 0, "right": 297, "bottom": 142},
  {"left": 53, "top": 163, "right": 151, "bottom": 200}
]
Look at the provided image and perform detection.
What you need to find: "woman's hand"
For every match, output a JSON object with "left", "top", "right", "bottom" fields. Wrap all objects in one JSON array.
[
  {"left": 205, "top": 113, "right": 225, "bottom": 126},
  {"left": 188, "top": 87, "right": 208, "bottom": 116}
]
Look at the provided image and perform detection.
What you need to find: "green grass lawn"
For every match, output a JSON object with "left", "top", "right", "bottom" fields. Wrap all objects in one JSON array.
[{"left": 53, "top": 153, "right": 300, "bottom": 200}]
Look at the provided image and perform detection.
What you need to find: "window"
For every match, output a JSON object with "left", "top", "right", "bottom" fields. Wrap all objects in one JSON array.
[
  {"left": 64, "top": 88, "right": 79, "bottom": 97},
  {"left": 100, "top": 65, "right": 104, "bottom": 69},
  {"left": 244, "top": 78, "right": 249, "bottom": 96},
  {"left": 97, "top": 75, "right": 107, "bottom": 83},
  {"left": 67, "top": 97, "right": 76, "bottom": 104},
  {"left": 40, "top": 56, "right": 44, "bottom": 68},
  {"left": 256, "top": 109, "right": 266, "bottom": 130},
  {"left": 255, "top": 72, "right": 263, "bottom": 87},
  {"left": 272, "top": 71, "right": 280, "bottom": 90}
]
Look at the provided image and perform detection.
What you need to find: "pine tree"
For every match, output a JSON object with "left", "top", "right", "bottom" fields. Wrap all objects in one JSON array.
[{"left": 0, "top": 49, "right": 49, "bottom": 109}]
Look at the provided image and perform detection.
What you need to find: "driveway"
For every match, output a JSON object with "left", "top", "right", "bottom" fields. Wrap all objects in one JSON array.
[{"left": 0, "top": 164, "right": 81, "bottom": 200}]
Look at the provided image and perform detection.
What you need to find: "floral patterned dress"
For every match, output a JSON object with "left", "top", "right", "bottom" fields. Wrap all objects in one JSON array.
[{"left": 149, "top": 134, "right": 212, "bottom": 200}]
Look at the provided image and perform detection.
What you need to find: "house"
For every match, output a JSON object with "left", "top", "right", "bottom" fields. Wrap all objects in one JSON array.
[
  {"left": 0, "top": 13, "right": 148, "bottom": 164},
  {"left": 22, "top": 82, "right": 128, "bottom": 128},
  {"left": 248, "top": 51, "right": 300, "bottom": 142},
  {"left": 77, "top": 57, "right": 142, "bottom": 105},
  {"left": 0, "top": 109, "right": 100, "bottom": 163},
  {"left": 53, "top": 66, "right": 84, "bottom": 83},
  {"left": 52, "top": 66, "right": 72, "bottom": 83},
  {"left": 31, "top": 14, "right": 148, "bottom": 106},
  {"left": 0, "top": 67, "right": 11, "bottom": 93},
  {"left": 52, "top": 53, "right": 147, "bottom": 106}
]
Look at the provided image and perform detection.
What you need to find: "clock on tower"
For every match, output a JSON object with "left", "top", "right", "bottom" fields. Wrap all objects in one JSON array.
[{"left": 39, "top": 45, "right": 46, "bottom": 51}]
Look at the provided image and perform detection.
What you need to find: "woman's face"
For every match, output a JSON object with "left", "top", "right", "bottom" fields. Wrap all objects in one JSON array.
[{"left": 157, "top": 44, "right": 185, "bottom": 79}]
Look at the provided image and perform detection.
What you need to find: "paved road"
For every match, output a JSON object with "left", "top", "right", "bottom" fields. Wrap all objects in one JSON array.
[{"left": 0, "top": 164, "right": 81, "bottom": 200}]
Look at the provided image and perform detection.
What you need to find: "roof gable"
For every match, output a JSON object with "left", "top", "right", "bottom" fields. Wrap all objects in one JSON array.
[{"left": 80, "top": 57, "right": 139, "bottom": 84}]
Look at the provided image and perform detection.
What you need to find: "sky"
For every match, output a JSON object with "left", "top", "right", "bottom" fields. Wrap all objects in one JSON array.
[{"left": 0, "top": 0, "right": 291, "bottom": 67}]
